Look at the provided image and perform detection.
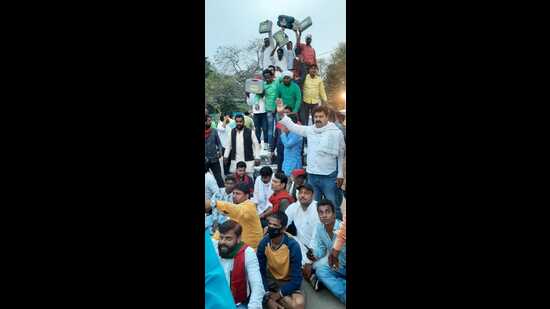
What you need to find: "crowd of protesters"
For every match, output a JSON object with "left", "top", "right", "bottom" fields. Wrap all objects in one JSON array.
[{"left": 205, "top": 24, "right": 347, "bottom": 309}]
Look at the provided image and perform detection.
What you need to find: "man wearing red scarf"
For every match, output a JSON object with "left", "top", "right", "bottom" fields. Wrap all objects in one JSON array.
[
  {"left": 213, "top": 220, "right": 264, "bottom": 309},
  {"left": 268, "top": 171, "right": 294, "bottom": 214}
]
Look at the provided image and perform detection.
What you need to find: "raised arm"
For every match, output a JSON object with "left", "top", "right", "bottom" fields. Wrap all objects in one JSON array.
[
  {"left": 270, "top": 42, "right": 279, "bottom": 57},
  {"left": 295, "top": 29, "right": 301, "bottom": 46}
]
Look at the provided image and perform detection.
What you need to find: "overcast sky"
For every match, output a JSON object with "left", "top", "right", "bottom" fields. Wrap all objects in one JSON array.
[{"left": 205, "top": 0, "right": 345, "bottom": 61}]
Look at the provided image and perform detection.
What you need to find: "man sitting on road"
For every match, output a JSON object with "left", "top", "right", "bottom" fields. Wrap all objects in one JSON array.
[
  {"left": 235, "top": 161, "right": 254, "bottom": 196},
  {"left": 257, "top": 212, "right": 305, "bottom": 309},
  {"left": 284, "top": 184, "right": 322, "bottom": 283},
  {"left": 206, "top": 182, "right": 263, "bottom": 250},
  {"left": 213, "top": 220, "right": 265, "bottom": 309},
  {"left": 205, "top": 158, "right": 220, "bottom": 200},
  {"left": 205, "top": 230, "right": 237, "bottom": 309},
  {"left": 268, "top": 171, "right": 294, "bottom": 215},
  {"left": 206, "top": 175, "right": 236, "bottom": 236},
  {"left": 308, "top": 199, "right": 346, "bottom": 304},
  {"left": 252, "top": 166, "right": 274, "bottom": 228},
  {"left": 288, "top": 169, "right": 307, "bottom": 201}
]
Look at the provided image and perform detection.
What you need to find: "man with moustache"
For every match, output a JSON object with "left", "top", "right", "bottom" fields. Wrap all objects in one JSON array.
[
  {"left": 206, "top": 182, "right": 263, "bottom": 250},
  {"left": 276, "top": 72, "right": 302, "bottom": 114},
  {"left": 284, "top": 184, "right": 322, "bottom": 280},
  {"left": 308, "top": 199, "right": 346, "bottom": 304},
  {"left": 212, "top": 220, "right": 264, "bottom": 309},
  {"left": 275, "top": 102, "right": 346, "bottom": 220},
  {"left": 205, "top": 230, "right": 236, "bottom": 309},
  {"left": 224, "top": 114, "right": 261, "bottom": 178},
  {"left": 294, "top": 30, "right": 317, "bottom": 85}
]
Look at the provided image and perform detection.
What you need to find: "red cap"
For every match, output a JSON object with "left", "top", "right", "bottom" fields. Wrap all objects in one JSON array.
[{"left": 291, "top": 169, "right": 306, "bottom": 177}]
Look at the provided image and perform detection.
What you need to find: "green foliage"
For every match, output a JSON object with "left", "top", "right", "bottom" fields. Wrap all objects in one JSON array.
[
  {"left": 205, "top": 40, "right": 264, "bottom": 115},
  {"left": 323, "top": 42, "right": 346, "bottom": 111}
]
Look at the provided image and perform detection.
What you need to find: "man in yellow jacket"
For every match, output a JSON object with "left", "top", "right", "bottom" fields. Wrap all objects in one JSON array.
[
  {"left": 300, "top": 64, "right": 327, "bottom": 125},
  {"left": 206, "top": 182, "right": 264, "bottom": 250}
]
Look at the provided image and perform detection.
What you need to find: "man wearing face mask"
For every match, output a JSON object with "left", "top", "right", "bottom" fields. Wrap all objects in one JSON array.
[
  {"left": 207, "top": 182, "right": 263, "bottom": 250},
  {"left": 256, "top": 212, "right": 305, "bottom": 309},
  {"left": 276, "top": 102, "right": 346, "bottom": 220},
  {"left": 212, "top": 220, "right": 264, "bottom": 309}
]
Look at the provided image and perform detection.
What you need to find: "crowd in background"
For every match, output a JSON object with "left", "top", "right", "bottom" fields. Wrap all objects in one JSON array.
[{"left": 205, "top": 25, "right": 347, "bottom": 309}]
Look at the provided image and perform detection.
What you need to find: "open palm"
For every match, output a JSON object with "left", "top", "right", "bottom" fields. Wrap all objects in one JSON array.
[{"left": 276, "top": 98, "right": 285, "bottom": 114}]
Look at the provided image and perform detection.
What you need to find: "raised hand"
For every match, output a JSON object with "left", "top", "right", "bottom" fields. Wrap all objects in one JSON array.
[{"left": 276, "top": 98, "right": 285, "bottom": 115}]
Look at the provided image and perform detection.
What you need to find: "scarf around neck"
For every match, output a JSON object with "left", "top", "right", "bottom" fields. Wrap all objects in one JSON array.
[{"left": 224, "top": 241, "right": 244, "bottom": 259}]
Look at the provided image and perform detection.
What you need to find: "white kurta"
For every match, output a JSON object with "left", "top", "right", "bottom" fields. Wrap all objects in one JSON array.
[
  {"left": 285, "top": 200, "right": 322, "bottom": 265},
  {"left": 252, "top": 175, "right": 273, "bottom": 215},
  {"left": 212, "top": 240, "right": 265, "bottom": 309},
  {"left": 224, "top": 128, "right": 260, "bottom": 174}
]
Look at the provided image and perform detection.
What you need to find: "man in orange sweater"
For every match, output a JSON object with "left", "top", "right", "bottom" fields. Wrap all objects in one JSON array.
[{"left": 206, "top": 182, "right": 264, "bottom": 250}]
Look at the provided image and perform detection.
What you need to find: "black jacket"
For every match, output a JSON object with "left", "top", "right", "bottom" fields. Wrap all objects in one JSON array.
[{"left": 205, "top": 128, "right": 222, "bottom": 162}]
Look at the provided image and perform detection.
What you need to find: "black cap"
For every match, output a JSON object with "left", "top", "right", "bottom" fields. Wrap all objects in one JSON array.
[
  {"left": 234, "top": 182, "right": 251, "bottom": 195},
  {"left": 296, "top": 183, "right": 314, "bottom": 193}
]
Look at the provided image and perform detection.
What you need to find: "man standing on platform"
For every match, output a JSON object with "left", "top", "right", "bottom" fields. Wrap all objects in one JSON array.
[{"left": 224, "top": 114, "right": 261, "bottom": 178}]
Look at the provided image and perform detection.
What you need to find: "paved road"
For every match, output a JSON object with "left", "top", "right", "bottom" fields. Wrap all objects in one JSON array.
[{"left": 301, "top": 280, "right": 345, "bottom": 309}]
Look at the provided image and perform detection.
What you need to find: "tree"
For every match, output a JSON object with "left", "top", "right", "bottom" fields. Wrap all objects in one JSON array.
[
  {"left": 205, "top": 57, "right": 214, "bottom": 78},
  {"left": 323, "top": 42, "right": 346, "bottom": 111},
  {"left": 206, "top": 38, "right": 267, "bottom": 116}
]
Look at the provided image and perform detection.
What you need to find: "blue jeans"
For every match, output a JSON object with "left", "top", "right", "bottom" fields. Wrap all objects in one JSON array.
[
  {"left": 266, "top": 112, "right": 276, "bottom": 146},
  {"left": 253, "top": 112, "right": 268, "bottom": 143},
  {"left": 316, "top": 263, "right": 346, "bottom": 304},
  {"left": 308, "top": 170, "right": 342, "bottom": 220}
]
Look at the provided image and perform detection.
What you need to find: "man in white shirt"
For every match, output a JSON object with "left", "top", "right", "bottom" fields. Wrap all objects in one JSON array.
[
  {"left": 224, "top": 114, "right": 261, "bottom": 178},
  {"left": 205, "top": 159, "right": 220, "bottom": 199},
  {"left": 285, "top": 183, "right": 321, "bottom": 269},
  {"left": 276, "top": 102, "right": 346, "bottom": 220},
  {"left": 270, "top": 47, "right": 288, "bottom": 74},
  {"left": 213, "top": 220, "right": 264, "bottom": 309},
  {"left": 217, "top": 113, "right": 235, "bottom": 176},
  {"left": 284, "top": 41, "right": 295, "bottom": 71},
  {"left": 247, "top": 92, "right": 268, "bottom": 150},
  {"left": 260, "top": 33, "right": 275, "bottom": 70},
  {"left": 252, "top": 166, "right": 274, "bottom": 228}
]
